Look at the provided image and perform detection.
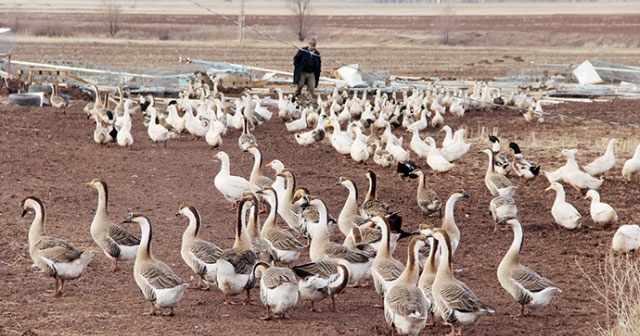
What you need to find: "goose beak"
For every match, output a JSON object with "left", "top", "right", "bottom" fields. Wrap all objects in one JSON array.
[
  {"left": 175, "top": 211, "right": 180, "bottom": 216},
  {"left": 545, "top": 185, "right": 553, "bottom": 191},
  {"left": 122, "top": 213, "right": 134, "bottom": 223},
  {"left": 21, "top": 209, "right": 28, "bottom": 217}
]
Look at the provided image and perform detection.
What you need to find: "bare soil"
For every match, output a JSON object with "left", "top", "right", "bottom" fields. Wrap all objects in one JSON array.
[{"left": 1, "top": 9, "right": 640, "bottom": 336}]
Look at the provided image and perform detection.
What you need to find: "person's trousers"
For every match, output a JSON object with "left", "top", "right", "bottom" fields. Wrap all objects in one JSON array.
[{"left": 295, "top": 72, "right": 316, "bottom": 97}]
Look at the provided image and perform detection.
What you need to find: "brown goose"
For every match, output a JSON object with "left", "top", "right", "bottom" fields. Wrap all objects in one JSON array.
[{"left": 22, "top": 196, "right": 94, "bottom": 297}]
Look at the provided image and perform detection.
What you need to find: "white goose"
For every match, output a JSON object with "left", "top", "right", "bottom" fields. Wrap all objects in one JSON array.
[
  {"left": 583, "top": 138, "right": 618, "bottom": 177},
  {"left": 124, "top": 213, "right": 188, "bottom": 316},
  {"left": 612, "top": 225, "right": 640, "bottom": 254},
  {"left": 205, "top": 116, "right": 226, "bottom": 148},
  {"left": 21, "top": 196, "right": 94, "bottom": 297},
  {"left": 560, "top": 149, "right": 604, "bottom": 191},
  {"left": 285, "top": 106, "right": 308, "bottom": 132},
  {"left": 350, "top": 126, "right": 370, "bottom": 163},
  {"left": 177, "top": 204, "right": 223, "bottom": 290},
  {"left": 584, "top": 190, "right": 618, "bottom": 226},
  {"left": 183, "top": 101, "right": 208, "bottom": 139},
  {"left": 253, "top": 262, "right": 299, "bottom": 320},
  {"left": 441, "top": 190, "right": 469, "bottom": 255},
  {"left": 213, "top": 151, "right": 251, "bottom": 210},
  {"left": 424, "top": 137, "right": 455, "bottom": 173},
  {"left": 164, "top": 101, "right": 186, "bottom": 134},
  {"left": 622, "top": 144, "right": 640, "bottom": 183},
  {"left": 87, "top": 179, "right": 140, "bottom": 272},
  {"left": 408, "top": 126, "right": 431, "bottom": 160},
  {"left": 440, "top": 128, "right": 470, "bottom": 162},
  {"left": 147, "top": 107, "right": 177, "bottom": 147},
  {"left": 497, "top": 218, "right": 561, "bottom": 316},
  {"left": 432, "top": 229, "right": 494, "bottom": 336},
  {"left": 116, "top": 104, "right": 134, "bottom": 148},
  {"left": 489, "top": 185, "right": 518, "bottom": 231},
  {"left": 546, "top": 182, "right": 581, "bottom": 230},
  {"left": 384, "top": 235, "right": 430, "bottom": 336}
]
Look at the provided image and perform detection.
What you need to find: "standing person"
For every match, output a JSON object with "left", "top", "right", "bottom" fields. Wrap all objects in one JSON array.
[{"left": 293, "top": 38, "right": 321, "bottom": 102}]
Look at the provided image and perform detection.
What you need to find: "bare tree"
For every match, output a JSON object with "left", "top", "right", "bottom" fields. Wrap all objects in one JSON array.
[
  {"left": 102, "top": 0, "right": 122, "bottom": 37},
  {"left": 287, "top": 0, "right": 312, "bottom": 42},
  {"left": 437, "top": 3, "right": 456, "bottom": 45}
]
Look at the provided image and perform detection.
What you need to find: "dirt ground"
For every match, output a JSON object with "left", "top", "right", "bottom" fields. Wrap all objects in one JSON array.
[{"left": 2, "top": 8, "right": 640, "bottom": 336}]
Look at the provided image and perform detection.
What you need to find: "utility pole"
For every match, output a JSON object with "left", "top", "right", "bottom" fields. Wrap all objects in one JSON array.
[{"left": 238, "top": 0, "right": 245, "bottom": 43}]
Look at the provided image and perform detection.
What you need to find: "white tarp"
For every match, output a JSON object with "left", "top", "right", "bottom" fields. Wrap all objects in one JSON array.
[
  {"left": 573, "top": 60, "right": 604, "bottom": 85},
  {"left": 337, "top": 64, "right": 366, "bottom": 88}
]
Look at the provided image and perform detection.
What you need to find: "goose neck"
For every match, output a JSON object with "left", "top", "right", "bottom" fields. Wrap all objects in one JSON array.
[
  {"left": 234, "top": 199, "right": 252, "bottom": 250},
  {"left": 506, "top": 221, "right": 524, "bottom": 263},
  {"left": 137, "top": 217, "right": 152, "bottom": 260}
]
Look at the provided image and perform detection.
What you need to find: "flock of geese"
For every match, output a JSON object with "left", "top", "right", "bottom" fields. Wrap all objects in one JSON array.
[{"left": 21, "top": 80, "right": 640, "bottom": 335}]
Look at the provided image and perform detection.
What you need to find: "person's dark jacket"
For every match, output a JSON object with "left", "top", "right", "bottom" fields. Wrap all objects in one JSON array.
[{"left": 293, "top": 47, "right": 321, "bottom": 87}]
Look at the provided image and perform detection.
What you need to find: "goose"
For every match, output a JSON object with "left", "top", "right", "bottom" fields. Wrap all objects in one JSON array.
[
  {"left": 213, "top": 151, "right": 252, "bottom": 210},
  {"left": 253, "top": 262, "right": 299, "bottom": 320},
  {"left": 543, "top": 149, "right": 576, "bottom": 184},
  {"left": 116, "top": 112, "right": 134, "bottom": 147},
  {"left": 124, "top": 213, "right": 189, "bottom": 316},
  {"left": 245, "top": 146, "right": 274, "bottom": 195},
  {"left": 275, "top": 88, "right": 295, "bottom": 121},
  {"left": 481, "top": 148, "right": 515, "bottom": 196},
  {"left": 244, "top": 194, "right": 277, "bottom": 264},
  {"left": 440, "top": 128, "right": 470, "bottom": 162},
  {"left": 122, "top": 213, "right": 188, "bottom": 316},
  {"left": 91, "top": 113, "right": 116, "bottom": 146},
  {"left": 266, "top": 159, "right": 286, "bottom": 205},
  {"left": 424, "top": 137, "right": 455, "bottom": 173},
  {"left": 546, "top": 182, "right": 581, "bottom": 230},
  {"left": 432, "top": 229, "right": 494, "bottom": 336},
  {"left": 441, "top": 125, "right": 455, "bottom": 149},
  {"left": 183, "top": 101, "right": 208, "bottom": 139},
  {"left": 87, "top": 179, "right": 140, "bottom": 272},
  {"left": 441, "top": 190, "right": 469, "bottom": 256},
  {"left": 410, "top": 169, "right": 442, "bottom": 218},
  {"left": 327, "top": 117, "right": 354, "bottom": 155},
  {"left": 508, "top": 142, "right": 540, "bottom": 180},
  {"left": 252, "top": 95, "right": 273, "bottom": 122},
  {"left": 430, "top": 105, "right": 445, "bottom": 128},
  {"left": 397, "top": 161, "right": 421, "bottom": 180},
  {"left": 238, "top": 116, "right": 258, "bottom": 151},
  {"left": 293, "top": 259, "right": 350, "bottom": 312},
  {"left": 336, "top": 176, "right": 397, "bottom": 252},
  {"left": 256, "top": 187, "right": 304, "bottom": 265},
  {"left": 612, "top": 225, "right": 640, "bottom": 254},
  {"left": 371, "top": 216, "right": 405, "bottom": 306},
  {"left": 216, "top": 195, "right": 258, "bottom": 305},
  {"left": 21, "top": 196, "right": 94, "bottom": 297},
  {"left": 417, "top": 234, "right": 438, "bottom": 327},
  {"left": 350, "top": 127, "right": 370, "bottom": 163},
  {"left": 622, "top": 144, "right": 640, "bottom": 183},
  {"left": 583, "top": 138, "right": 618, "bottom": 177},
  {"left": 285, "top": 106, "right": 308, "bottom": 132},
  {"left": 489, "top": 135, "right": 511, "bottom": 176},
  {"left": 304, "top": 197, "right": 375, "bottom": 285},
  {"left": 50, "top": 83, "right": 67, "bottom": 113},
  {"left": 408, "top": 126, "right": 431, "bottom": 160},
  {"left": 273, "top": 169, "right": 303, "bottom": 233},
  {"left": 383, "top": 235, "right": 430, "bottom": 336},
  {"left": 176, "top": 204, "right": 223, "bottom": 290},
  {"left": 584, "top": 190, "right": 618, "bottom": 226},
  {"left": 449, "top": 98, "right": 466, "bottom": 118},
  {"left": 147, "top": 106, "right": 177, "bottom": 147},
  {"left": 361, "top": 170, "right": 408, "bottom": 239},
  {"left": 385, "top": 136, "right": 411, "bottom": 164},
  {"left": 205, "top": 116, "right": 226, "bottom": 148},
  {"left": 496, "top": 219, "right": 561, "bottom": 316},
  {"left": 560, "top": 149, "right": 604, "bottom": 192},
  {"left": 407, "top": 108, "right": 429, "bottom": 132},
  {"left": 84, "top": 83, "right": 103, "bottom": 117},
  {"left": 489, "top": 185, "right": 518, "bottom": 231},
  {"left": 164, "top": 101, "right": 186, "bottom": 134},
  {"left": 373, "top": 141, "right": 396, "bottom": 168}
]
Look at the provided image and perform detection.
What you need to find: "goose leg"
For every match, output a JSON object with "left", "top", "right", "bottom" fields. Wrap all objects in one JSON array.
[
  {"left": 243, "top": 288, "right": 254, "bottom": 305},
  {"left": 309, "top": 301, "right": 319, "bottom": 312},
  {"left": 331, "top": 295, "right": 339, "bottom": 313},
  {"left": 261, "top": 306, "right": 272, "bottom": 320},
  {"left": 168, "top": 307, "right": 175, "bottom": 317},
  {"left": 143, "top": 302, "right": 156, "bottom": 316},
  {"left": 109, "top": 259, "right": 119, "bottom": 272}
]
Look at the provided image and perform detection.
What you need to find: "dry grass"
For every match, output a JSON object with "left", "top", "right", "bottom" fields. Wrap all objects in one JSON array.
[{"left": 580, "top": 253, "right": 640, "bottom": 336}]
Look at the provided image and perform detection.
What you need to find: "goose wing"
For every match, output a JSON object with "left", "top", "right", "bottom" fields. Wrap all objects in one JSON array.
[
  {"left": 261, "top": 267, "right": 297, "bottom": 289},
  {"left": 140, "top": 261, "right": 183, "bottom": 289},
  {"left": 191, "top": 240, "right": 223, "bottom": 263},
  {"left": 386, "top": 286, "right": 429, "bottom": 318},
  {"left": 441, "top": 280, "right": 490, "bottom": 314},
  {"left": 108, "top": 223, "right": 141, "bottom": 246},
  {"left": 35, "top": 237, "right": 83, "bottom": 263},
  {"left": 219, "top": 248, "right": 257, "bottom": 274},
  {"left": 293, "top": 259, "right": 338, "bottom": 278},
  {"left": 512, "top": 265, "right": 557, "bottom": 293}
]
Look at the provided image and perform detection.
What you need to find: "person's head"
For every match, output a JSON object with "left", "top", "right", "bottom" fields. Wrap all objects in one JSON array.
[{"left": 308, "top": 38, "right": 317, "bottom": 50}]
